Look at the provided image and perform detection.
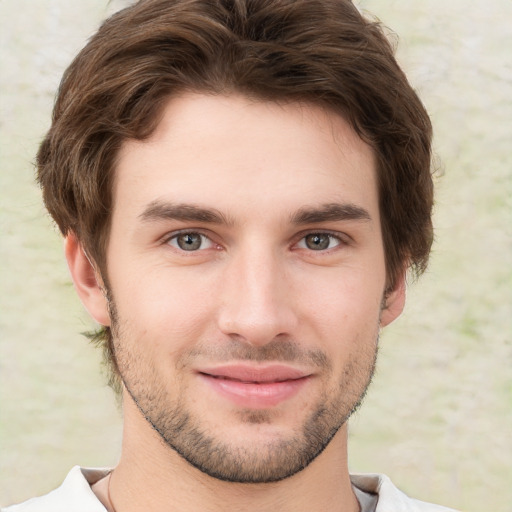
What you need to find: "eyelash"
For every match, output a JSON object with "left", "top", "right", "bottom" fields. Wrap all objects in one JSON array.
[
  {"left": 164, "top": 230, "right": 218, "bottom": 252},
  {"left": 162, "top": 229, "right": 350, "bottom": 253},
  {"left": 295, "top": 229, "right": 352, "bottom": 252}
]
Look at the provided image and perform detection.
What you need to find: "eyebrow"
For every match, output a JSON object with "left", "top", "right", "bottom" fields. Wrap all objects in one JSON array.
[
  {"left": 138, "top": 200, "right": 371, "bottom": 226},
  {"left": 139, "top": 201, "right": 232, "bottom": 225},
  {"left": 291, "top": 203, "right": 371, "bottom": 224}
]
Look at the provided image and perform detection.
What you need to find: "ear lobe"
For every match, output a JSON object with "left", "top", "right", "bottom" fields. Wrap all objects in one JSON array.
[
  {"left": 380, "top": 272, "right": 407, "bottom": 327},
  {"left": 64, "top": 233, "right": 110, "bottom": 326}
]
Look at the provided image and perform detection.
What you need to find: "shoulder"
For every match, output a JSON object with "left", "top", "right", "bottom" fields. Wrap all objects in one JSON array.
[
  {"left": 350, "top": 473, "right": 460, "bottom": 512},
  {"left": 2, "top": 466, "right": 110, "bottom": 512}
]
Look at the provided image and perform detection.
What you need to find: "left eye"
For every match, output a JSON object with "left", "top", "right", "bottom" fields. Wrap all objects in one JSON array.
[
  {"left": 168, "top": 232, "right": 214, "bottom": 251},
  {"left": 297, "top": 233, "right": 341, "bottom": 251}
]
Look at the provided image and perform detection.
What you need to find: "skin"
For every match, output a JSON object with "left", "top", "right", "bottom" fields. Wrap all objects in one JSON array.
[{"left": 66, "top": 93, "right": 406, "bottom": 512}]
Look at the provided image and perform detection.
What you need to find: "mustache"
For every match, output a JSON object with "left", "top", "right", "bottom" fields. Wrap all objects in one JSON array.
[
  {"left": 183, "top": 338, "right": 330, "bottom": 370},
  {"left": 108, "top": 296, "right": 331, "bottom": 371}
]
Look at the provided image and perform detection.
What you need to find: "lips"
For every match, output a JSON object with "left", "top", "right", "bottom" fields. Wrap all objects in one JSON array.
[
  {"left": 196, "top": 364, "right": 311, "bottom": 409},
  {"left": 199, "top": 364, "right": 308, "bottom": 383}
]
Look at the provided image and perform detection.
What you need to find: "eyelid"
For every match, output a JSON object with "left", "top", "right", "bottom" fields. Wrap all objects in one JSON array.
[
  {"left": 162, "top": 229, "right": 220, "bottom": 251},
  {"left": 293, "top": 229, "right": 351, "bottom": 250},
  {"left": 159, "top": 228, "right": 351, "bottom": 251}
]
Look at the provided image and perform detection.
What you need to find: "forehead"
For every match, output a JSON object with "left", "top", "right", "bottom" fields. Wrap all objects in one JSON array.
[{"left": 113, "top": 93, "right": 378, "bottom": 223}]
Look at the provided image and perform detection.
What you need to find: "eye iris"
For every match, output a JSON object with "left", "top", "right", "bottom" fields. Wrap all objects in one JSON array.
[
  {"left": 177, "top": 233, "right": 202, "bottom": 251},
  {"left": 305, "top": 234, "right": 330, "bottom": 250}
]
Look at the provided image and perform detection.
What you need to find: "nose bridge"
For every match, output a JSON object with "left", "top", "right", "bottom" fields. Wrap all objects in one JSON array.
[{"left": 217, "top": 240, "right": 296, "bottom": 345}]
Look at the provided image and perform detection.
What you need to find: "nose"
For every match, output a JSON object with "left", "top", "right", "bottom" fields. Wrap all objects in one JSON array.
[{"left": 217, "top": 247, "right": 298, "bottom": 347}]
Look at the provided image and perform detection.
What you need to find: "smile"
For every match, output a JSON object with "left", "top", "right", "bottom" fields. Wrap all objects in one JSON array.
[{"left": 196, "top": 364, "right": 312, "bottom": 409}]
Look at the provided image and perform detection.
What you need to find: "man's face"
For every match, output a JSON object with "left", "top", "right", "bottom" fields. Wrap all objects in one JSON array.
[{"left": 103, "top": 93, "right": 402, "bottom": 482}]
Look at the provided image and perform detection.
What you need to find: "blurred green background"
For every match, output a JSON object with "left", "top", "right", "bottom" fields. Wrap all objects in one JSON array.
[{"left": 1, "top": 1, "right": 511, "bottom": 510}]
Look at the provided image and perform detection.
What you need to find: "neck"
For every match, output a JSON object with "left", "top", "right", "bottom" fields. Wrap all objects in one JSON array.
[{"left": 107, "top": 395, "right": 359, "bottom": 512}]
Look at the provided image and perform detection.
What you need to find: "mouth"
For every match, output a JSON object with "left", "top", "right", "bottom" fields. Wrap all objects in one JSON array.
[{"left": 196, "top": 364, "right": 312, "bottom": 409}]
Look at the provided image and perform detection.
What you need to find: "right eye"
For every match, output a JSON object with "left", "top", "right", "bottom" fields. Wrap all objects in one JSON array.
[{"left": 167, "top": 232, "right": 214, "bottom": 251}]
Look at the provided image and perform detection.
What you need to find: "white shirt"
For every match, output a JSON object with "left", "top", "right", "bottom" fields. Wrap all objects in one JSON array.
[{"left": 2, "top": 466, "right": 459, "bottom": 512}]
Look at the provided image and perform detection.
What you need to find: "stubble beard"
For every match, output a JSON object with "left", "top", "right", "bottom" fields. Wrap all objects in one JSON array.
[{"left": 109, "top": 298, "right": 379, "bottom": 484}]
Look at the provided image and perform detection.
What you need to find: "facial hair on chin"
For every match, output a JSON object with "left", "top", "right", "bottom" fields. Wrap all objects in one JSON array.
[{"left": 108, "top": 295, "right": 380, "bottom": 484}]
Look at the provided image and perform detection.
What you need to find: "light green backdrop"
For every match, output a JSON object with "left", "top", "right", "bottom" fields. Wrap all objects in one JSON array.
[{"left": 1, "top": 1, "right": 511, "bottom": 510}]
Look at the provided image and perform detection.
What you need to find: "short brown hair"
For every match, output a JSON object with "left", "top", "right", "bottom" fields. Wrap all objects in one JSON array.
[{"left": 37, "top": 0, "right": 433, "bottom": 389}]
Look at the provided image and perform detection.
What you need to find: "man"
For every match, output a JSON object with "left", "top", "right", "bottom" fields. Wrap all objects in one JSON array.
[{"left": 3, "top": 0, "right": 458, "bottom": 510}]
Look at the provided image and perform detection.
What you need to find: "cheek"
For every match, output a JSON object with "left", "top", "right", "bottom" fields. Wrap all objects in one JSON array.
[
  {"left": 300, "top": 271, "right": 383, "bottom": 348},
  {"left": 111, "top": 267, "right": 217, "bottom": 348},
  {"left": 303, "top": 265, "right": 384, "bottom": 314}
]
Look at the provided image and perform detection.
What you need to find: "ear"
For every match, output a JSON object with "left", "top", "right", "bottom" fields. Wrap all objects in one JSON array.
[
  {"left": 64, "top": 233, "right": 110, "bottom": 326},
  {"left": 380, "top": 271, "right": 407, "bottom": 327}
]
